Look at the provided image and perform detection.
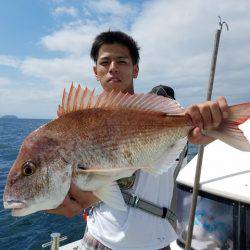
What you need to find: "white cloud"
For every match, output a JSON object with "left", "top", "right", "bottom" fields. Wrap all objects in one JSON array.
[
  {"left": 130, "top": 0, "right": 250, "bottom": 105},
  {"left": 0, "top": 55, "right": 20, "bottom": 68},
  {"left": 53, "top": 6, "right": 77, "bottom": 17},
  {"left": 41, "top": 1, "right": 137, "bottom": 55},
  {"left": 0, "top": 87, "right": 58, "bottom": 119},
  {"left": 81, "top": 0, "right": 137, "bottom": 31},
  {"left": 0, "top": 80, "right": 100, "bottom": 119},
  {"left": 21, "top": 56, "right": 88, "bottom": 81},
  {"left": 0, "top": 77, "right": 11, "bottom": 86},
  {"left": 82, "top": 0, "right": 133, "bottom": 17},
  {"left": 21, "top": 0, "right": 250, "bottom": 106},
  {"left": 20, "top": 56, "right": 101, "bottom": 91},
  {"left": 40, "top": 23, "right": 100, "bottom": 54}
]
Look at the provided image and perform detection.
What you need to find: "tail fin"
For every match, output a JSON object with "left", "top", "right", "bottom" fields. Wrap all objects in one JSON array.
[{"left": 207, "top": 103, "right": 250, "bottom": 152}]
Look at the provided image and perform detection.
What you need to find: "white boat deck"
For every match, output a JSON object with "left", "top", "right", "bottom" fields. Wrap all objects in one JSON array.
[
  {"left": 60, "top": 240, "right": 81, "bottom": 249},
  {"left": 177, "top": 140, "right": 250, "bottom": 204},
  {"left": 59, "top": 239, "right": 182, "bottom": 249}
]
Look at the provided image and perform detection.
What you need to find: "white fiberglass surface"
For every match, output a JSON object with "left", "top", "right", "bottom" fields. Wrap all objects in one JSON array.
[{"left": 177, "top": 140, "right": 250, "bottom": 203}]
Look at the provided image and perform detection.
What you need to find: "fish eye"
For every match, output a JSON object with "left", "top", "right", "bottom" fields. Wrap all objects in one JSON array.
[{"left": 22, "top": 161, "right": 36, "bottom": 176}]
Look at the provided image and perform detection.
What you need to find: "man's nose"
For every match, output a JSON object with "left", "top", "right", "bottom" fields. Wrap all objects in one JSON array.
[{"left": 109, "top": 61, "right": 118, "bottom": 73}]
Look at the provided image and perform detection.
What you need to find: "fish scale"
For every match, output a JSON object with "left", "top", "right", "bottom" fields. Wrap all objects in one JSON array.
[{"left": 58, "top": 110, "right": 189, "bottom": 169}]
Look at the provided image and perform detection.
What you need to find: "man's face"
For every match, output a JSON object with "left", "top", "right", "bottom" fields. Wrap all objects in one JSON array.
[{"left": 93, "top": 43, "right": 139, "bottom": 93}]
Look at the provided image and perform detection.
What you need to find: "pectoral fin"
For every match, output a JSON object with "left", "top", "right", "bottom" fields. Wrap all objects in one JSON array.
[
  {"left": 77, "top": 164, "right": 138, "bottom": 177},
  {"left": 93, "top": 182, "right": 127, "bottom": 211},
  {"left": 144, "top": 137, "right": 187, "bottom": 175}
]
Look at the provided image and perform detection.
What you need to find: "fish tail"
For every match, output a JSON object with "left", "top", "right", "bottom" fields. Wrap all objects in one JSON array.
[{"left": 207, "top": 102, "right": 250, "bottom": 151}]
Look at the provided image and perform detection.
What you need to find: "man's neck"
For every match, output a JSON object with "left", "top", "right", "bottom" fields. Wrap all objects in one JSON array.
[{"left": 123, "top": 85, "right": 134, "bottom": 94}]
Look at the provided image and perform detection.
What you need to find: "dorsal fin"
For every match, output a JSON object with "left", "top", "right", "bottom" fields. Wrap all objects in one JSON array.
[{"left": 57, "top": 84, "right": 184, "bottom": 117}]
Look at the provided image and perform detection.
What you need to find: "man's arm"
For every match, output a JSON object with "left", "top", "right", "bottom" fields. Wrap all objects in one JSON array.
[{"left": 186, "top": 96, "right": 229, "bottom": 144}]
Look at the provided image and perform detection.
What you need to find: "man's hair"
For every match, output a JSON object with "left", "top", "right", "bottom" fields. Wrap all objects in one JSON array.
[{"left": 90, "top": 30, "right": 140, "bottom": 65}]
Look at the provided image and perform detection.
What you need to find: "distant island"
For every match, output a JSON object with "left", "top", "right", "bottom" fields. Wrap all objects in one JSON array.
[{"left": 0, "top": 115, "right": 19, "bottom": 119}]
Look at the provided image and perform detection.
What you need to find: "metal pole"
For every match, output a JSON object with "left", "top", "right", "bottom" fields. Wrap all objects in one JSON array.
[
  {"left": 50, "top": 233, "right": 60, "bottom": 250},
  {"left": 184, "top": 17, "right": 228, "bottom": 250},
  {"left": 42, "top": 232, "right": 67, "bottom": 249}
]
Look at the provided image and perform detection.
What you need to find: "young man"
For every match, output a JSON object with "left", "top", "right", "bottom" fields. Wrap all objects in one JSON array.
[{"left": 47, "top": 31, "right": 229, "bottom": 249}]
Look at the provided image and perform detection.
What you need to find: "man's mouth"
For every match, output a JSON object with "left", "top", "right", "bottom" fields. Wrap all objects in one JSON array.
[{"left": 108, "top": 77, "right": 121, "bottom": 83}]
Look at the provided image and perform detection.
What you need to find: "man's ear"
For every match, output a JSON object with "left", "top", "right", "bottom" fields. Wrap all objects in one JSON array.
[
  {"left": 133, "top": 64, "right": 139, "bottom": 79},
  {"left": 93, "top": 66, "right": 99, "bottom": 81}
]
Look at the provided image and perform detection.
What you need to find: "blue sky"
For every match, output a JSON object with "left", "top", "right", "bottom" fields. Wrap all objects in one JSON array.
[{"left": 0, "top": 0, "right": 250, "bottom": 118}]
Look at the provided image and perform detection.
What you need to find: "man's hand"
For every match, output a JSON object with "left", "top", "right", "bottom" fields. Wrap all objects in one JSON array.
[
  {"left": 45, "top": 183, "right": 100, "bottom": 218},
  {"left": 186, "top": 96, "right": 229, "bottom": 145}
]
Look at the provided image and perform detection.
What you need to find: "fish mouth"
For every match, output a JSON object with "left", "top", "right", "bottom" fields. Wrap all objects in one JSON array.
[
  {"left": 4, "top": 200, "right": 28, "bottom": 217},
  {"left": 4, "top": 200, "right": 27, "bottom": 209},
  {"left": 11, "top": 207, "right": 28, "bottom": 217}
]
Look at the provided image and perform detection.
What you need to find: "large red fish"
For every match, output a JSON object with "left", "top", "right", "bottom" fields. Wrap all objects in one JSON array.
[{"left": 3, "top": 84, "right": 250, "bottom": 216}]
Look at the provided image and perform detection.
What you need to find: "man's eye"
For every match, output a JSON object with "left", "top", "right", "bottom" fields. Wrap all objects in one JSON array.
[
  {"left": 100, "top": 61, "right": 109, "bottom": 66},
  {"left": 118, "top": 60, "right": 126, "bottom": 64}
]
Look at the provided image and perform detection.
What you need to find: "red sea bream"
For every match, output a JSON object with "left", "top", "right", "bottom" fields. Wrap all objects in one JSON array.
[{"left": 3, "top": 84, "right": 250, "bottom": 216}]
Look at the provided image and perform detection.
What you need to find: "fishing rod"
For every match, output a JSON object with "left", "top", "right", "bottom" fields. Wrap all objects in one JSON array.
[{"left": 184, "top": 16, "right": 229, "bottom": 250}]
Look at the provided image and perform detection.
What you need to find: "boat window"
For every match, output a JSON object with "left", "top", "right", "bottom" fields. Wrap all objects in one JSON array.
[{"left": 176, "top": 185, "right": 234, "bottom": 249}]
